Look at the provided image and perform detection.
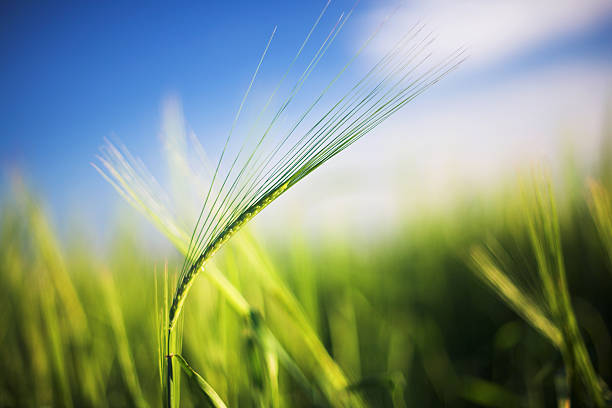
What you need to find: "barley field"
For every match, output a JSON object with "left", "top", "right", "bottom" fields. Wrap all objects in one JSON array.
[{"left": 2, "top": 1, "right": 611, "bottom": 407}]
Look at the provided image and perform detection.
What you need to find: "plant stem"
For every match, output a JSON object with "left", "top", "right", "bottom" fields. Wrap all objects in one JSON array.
[{"left": 167, "top": 328, "right": 172, "bottom": 408}]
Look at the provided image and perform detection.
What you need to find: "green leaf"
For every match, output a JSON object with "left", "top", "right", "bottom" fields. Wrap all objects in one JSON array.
[{"left": 172, "top": 354, "right": 227, "bottom": 408}]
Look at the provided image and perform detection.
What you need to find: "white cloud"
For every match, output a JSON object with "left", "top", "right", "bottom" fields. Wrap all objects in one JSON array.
[
  {"left": 254, "top": 60, "right": 612, "bottom": 242},
  {"left": 358, "top": 0, "right": 612, "bottom": 71}
]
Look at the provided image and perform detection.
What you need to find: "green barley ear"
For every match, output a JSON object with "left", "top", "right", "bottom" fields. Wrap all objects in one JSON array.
[
  {"left": 96, "top": 10, "right": 463, "bottom": 326},
  {"left": 522, "top": 170, "right": 606, "bottom": 406},
  {"left": 470, "top": 170, "right": 607, "bottom": 407},
  {"left": 469, "top": 244, "right": 563, "bottom": 348},
  {"left": 167, "top": 14, "right": 465, "bottom": 333}
]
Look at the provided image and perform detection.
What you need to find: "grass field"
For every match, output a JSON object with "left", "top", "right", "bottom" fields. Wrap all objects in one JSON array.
[
  {"left": 2, "top": 125, "right": 612, "bottom": 407},
  {"left": 1, "top": 2, "right": 611, "bottom": 406}
]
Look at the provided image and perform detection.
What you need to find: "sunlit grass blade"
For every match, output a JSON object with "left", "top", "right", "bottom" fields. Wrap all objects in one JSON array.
[
  {"left": 172, "top": 354, "right": 227, "bottom": 408},
  {"left": 101, "top": 270, "right": 148, "bottom": 408},
  {"left": 587, "top": 178, "right": 612, "bottom": 271},
  {"left": 246, "top": 310, "right": 325, "bottom": 405},
  {"left": 38, "top": 275, "right": 73, "bottom": 407},
  {"left": 92, "top": 141, "right": 190, "bottom": 254},
  {"left": 232, "top": 230, "right": 365, "bottom": 404},
  {"left": 522, "top": 170, "right": 604, "bottom": 406},
  {"left": 470, "top": 245, "right": 563, "bottom": 348}
]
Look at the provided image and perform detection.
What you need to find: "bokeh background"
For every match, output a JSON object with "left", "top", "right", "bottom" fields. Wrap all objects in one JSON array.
[{"left": 1, "top": 1, "right": 612, "bottom": 407}]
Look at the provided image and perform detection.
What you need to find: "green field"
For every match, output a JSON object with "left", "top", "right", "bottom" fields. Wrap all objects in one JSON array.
[
  {"left": 2, "top": 0, "right": 611, "bottom": 407},
  {"left": 2, "top": 127, "right": 612, "bottom": 407}
]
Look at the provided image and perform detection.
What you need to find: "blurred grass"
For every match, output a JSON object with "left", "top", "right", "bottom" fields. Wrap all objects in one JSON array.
[{"left": 2, "top": 130, "right": 612, "bottom": 406}]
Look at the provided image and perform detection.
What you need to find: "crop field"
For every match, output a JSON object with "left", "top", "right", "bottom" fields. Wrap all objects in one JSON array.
[
  {"left": 1, "top": 1, "right": 611, "bottom": 407},
  {"left": 3, "top": 131, "right": 612, "bottom": 407}
]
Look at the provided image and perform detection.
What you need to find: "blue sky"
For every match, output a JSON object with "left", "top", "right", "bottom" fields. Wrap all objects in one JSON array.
[
  {"left": 1, "top": 1, "right": 611, "bottom": 237},
  {"left": 0, "top": 1, "right": 363, "bottom": 216}
]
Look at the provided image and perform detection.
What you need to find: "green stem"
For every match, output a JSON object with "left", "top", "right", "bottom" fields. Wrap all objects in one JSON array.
[{"left": 167, "top": 328, "right": 173, "bottom": 408}]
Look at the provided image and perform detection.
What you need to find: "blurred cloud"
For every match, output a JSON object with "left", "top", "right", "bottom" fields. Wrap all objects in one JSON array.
[
  {"left": 361, "top": 0, "right": 612, "bottom": 71},
  {"left": 259, "top": 59, "right": 611, "bottom": 243},
  {"left": 375, "top": 61, "right": 610, "bottom": 188}
]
